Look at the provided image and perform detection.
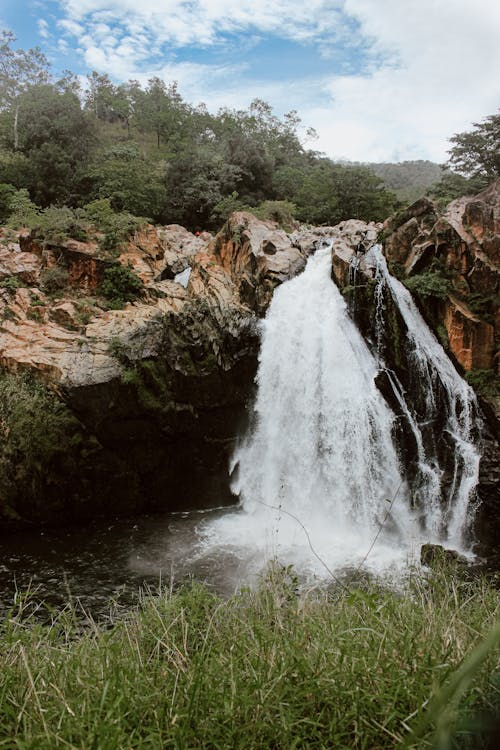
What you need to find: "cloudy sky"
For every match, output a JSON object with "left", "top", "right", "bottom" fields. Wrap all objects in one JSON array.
[{"left": 2, "top": 0, "right": 499, "bottom": 162}]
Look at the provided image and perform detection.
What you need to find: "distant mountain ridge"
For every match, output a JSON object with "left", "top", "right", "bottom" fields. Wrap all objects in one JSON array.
[{"left": 365, "top": 160, "right": 443, "bottom": 203}]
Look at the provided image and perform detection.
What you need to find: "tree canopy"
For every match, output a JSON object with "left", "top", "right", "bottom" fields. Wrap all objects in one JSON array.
[{"left": 3, "top": 33, "right": 496, "bottom": 232}]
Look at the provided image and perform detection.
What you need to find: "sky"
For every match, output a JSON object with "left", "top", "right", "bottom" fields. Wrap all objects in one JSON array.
[{"left": 2, "top": 0, "right": 499, "bottom": 163}]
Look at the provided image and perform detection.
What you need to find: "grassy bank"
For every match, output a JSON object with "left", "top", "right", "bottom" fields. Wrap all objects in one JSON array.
[{"left": 0, "top": 564, "right": 499, "bottom": 749}]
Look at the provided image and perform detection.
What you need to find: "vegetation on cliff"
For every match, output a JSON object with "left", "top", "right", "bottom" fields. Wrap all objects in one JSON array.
[
  {"left": 0, "top": 564, "right": 498, "bottom": 749},
  {"left": 0, "top": 372, "right": 83, "bottom": 520}
]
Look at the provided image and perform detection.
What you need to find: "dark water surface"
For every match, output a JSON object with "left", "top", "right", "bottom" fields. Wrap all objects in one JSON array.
[{"left": 0, "top": 506, "right": 251, "bottom": 620}]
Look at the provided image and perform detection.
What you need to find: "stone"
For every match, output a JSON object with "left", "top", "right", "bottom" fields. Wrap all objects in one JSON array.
[{"left": 420, "top": 543, "right": 468, "bottom": 567}]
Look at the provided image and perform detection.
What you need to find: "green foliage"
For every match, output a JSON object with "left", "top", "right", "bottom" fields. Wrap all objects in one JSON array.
[
  {"left": 99, "top": 263, "right": 144, "bottom": 309},
  {"left": 210, "top": 190, "right": 248, "bottom": 224},
  {"left": 465, "top": 369, "right": 500, "bottom": 398},
  {"left": 5, "top": 187, "right": 40, "bottom": 227},
  {"left": 446, "top": 112, "right": 500, "bottom": 180},
  {"left": 0, "top": 565, "right": 498, "bottom": 749},
  {"left": 428, "top": 171, "right": 488, "bottom": 207},
  {"left": 366, "top": 160, "right": 443, "bottom": 204},
  {"left": 83, "top": 198, "right": 148, "bottom": 250},
  {"left": 0, "top": 182, "right": 16, "bottom": 221},
  {"left": 0, "top": 372, "right": 80, "bottom": 514},
  {"left": 28, "top": 205, "right": 89, "bottom": 244},
  {"left": 405, "top": 261, "right": 454, "bottom": 300},
  {"left": 466, "top": 291, "right": 498, "bottom": 325},
  {"left": 40, "top": 265, "right": 69, "bottom": 296},
  {"left": 11, "top": 84, "right": 96, "bottom": 206},
  {"left": 0, "top": 275, "right": 23, "bottom": 293},
  {"left": 84, "top": 146, "right": 166, "bottom": 220},
  {"left": 1, "top": 35, "right": 496, "bottom": 234},
  {"left": 252, "top": 199, "right": 297, "bottom": 230}
]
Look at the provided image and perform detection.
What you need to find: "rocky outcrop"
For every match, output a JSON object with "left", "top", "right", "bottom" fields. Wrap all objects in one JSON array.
[
  {"left": 209, "top": 212, "right": 312, "bottom": 315},
  {"left": 382, "top": 182, "right": 499, "bottom": 377},
  {"left": 0, "top": 213, "right": 318, "bottom": 527}
]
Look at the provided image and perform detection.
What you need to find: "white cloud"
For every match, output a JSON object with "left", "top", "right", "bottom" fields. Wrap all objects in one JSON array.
[
  {"left": 52, "top": 0, "right": 500, "bottom": 162},
  {"left": 312, "top": 0, "right": 500, "bottom": 161},
  {"left": 37, "top": 19, "right": 50, "bottom": 39}
]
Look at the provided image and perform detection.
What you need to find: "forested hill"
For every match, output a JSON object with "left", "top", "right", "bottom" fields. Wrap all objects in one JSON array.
[
  {"left": 365, "top": 161, "right": 443, "bottom": 204},
  {"left": 1, "top": 32, "right": 498, "bottom": 233}
]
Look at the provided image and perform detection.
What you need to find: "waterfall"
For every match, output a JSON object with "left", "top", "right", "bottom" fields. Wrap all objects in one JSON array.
[
  {"left": 201, "top": 241, "right": 480, "bottom": 577},
  {"left": 365, "top": 246, "right": 480, "bottom": 544}
]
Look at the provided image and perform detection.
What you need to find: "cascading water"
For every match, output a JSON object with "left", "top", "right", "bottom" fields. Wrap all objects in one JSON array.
[
  {"left": 200, "top": 240, "right": 480, "bottom": 578},
  {"left": 365, "top": 246, "right": 480, "bottom": 545}
]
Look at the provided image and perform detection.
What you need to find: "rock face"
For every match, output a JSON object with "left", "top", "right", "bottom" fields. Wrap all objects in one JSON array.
[
  {"left": 0, "top": 195, "right": 498, "bottom": 554},
  {"left": 382, "top": 183, "right": 499, "bottom": 376},
  {"left": 0, "top": 214, "right": 317, "bottom": 527}
]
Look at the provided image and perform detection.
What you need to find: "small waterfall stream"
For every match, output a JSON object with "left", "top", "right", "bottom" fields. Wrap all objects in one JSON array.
[
  {"left": 365, "top": 246, "right": 480, "bottom": 544},
  {"left": 201, "top": 241, "right": 480, "bottom": 578}
]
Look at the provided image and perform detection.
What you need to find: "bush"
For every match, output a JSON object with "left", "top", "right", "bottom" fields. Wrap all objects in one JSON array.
[
  {"left": 0, "top": 276, "right": 23, "bottom": 294},
  {"left": 253, "top": 199, "right": 297, "bottom": 230},
  {"left": 0, "top": 372, "right": 81, "bottom": 516},
  {"left": 83, "top": 198, "right": 148, "bottom": 251},
  {"left": 0, "top": 182, "right": 16, "bottom": 222},
  {"left": 40, "top": 266, "right": 69, "bottom": 296},
  {"left": 6, "top": 188, "right": 40, "bottom": 228},
  {"left": 99, "top": 263, "right": 144, "bottom": 309},
  {"left": 405, "top": 260, "right": 454, "bottom": 300}
]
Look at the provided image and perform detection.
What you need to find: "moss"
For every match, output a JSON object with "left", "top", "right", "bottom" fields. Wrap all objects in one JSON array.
[{"left": 465, "top": 369, "right": 500, "bottom": 398}]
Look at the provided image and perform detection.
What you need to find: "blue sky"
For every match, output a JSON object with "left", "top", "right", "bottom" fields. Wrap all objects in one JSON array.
[{"left": 2, "top": 0, "right": 499, "bottom": 163}]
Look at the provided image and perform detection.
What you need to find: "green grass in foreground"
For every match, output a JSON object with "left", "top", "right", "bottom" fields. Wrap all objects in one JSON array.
[{"left": 0, "top": 563, "right": 498, "bottom": 749}]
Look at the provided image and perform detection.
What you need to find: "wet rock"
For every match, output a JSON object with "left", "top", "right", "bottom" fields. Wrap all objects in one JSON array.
[{"left": 420, "top": 543, "right": 468, "bottom": 567}]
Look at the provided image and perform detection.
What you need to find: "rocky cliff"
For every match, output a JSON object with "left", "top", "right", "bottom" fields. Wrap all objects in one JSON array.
[{"left": 0, "top": 213, "right": 317, "bottom": 526}]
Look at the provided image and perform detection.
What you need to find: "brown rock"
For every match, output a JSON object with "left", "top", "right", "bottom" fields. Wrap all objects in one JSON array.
[{"left": 383, "top": 181, "right": 500, "bottom": 374}]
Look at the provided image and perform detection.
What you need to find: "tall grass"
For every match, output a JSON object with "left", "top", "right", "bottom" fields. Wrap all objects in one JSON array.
[{"left": 0, "top": 563, "right": 498, "bottom": 749}]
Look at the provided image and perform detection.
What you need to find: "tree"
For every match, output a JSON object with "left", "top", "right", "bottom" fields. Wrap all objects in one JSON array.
[
  {"left": 85, "top": 145, "right": 167, "bottom": 220},
  {"left": 0, "top": 31, "right": 51, "bottom": 148},
  {"left": 446, "top": 112, "right": 500, "bottom": 180},
  {"left": 14, "top": 84, "right": 96, "bottom": 205}
]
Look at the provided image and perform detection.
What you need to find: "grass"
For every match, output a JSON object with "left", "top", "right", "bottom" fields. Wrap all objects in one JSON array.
[{"left": 0, "top": 562, "right": 498, "bottom": 749}]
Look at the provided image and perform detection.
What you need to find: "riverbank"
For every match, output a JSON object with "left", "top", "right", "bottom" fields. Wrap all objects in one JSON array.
[{"left": 1, "top": 563, "right": 498, "bottom": 749}]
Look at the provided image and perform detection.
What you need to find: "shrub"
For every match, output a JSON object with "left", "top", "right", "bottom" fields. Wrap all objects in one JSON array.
[
  {"left": 0, "top": 372, "right": 81, "bottom": 515},
  {"left": 253, "top": 199, "right": 297, "bottom": 230},
  {"left": 83, "top": 198, "right": 148, "bottom": 251},
  {"left": 0, "top": 182, "right": 16, "bottom": 222},
  {"left": 0, "top": 276, "right": 23, "bottom": 294},
  {"left": 40, "top": 266, "right": 69, "bottom": 296},
  {"left": 99, "top": 263, "right": 144, "bottom": 309},
  {"left": 405, "top": 260, "right": 454, "bottom": 300},
  {"left": 6, "top": 188, "right": 40, "bottom": 228}
]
